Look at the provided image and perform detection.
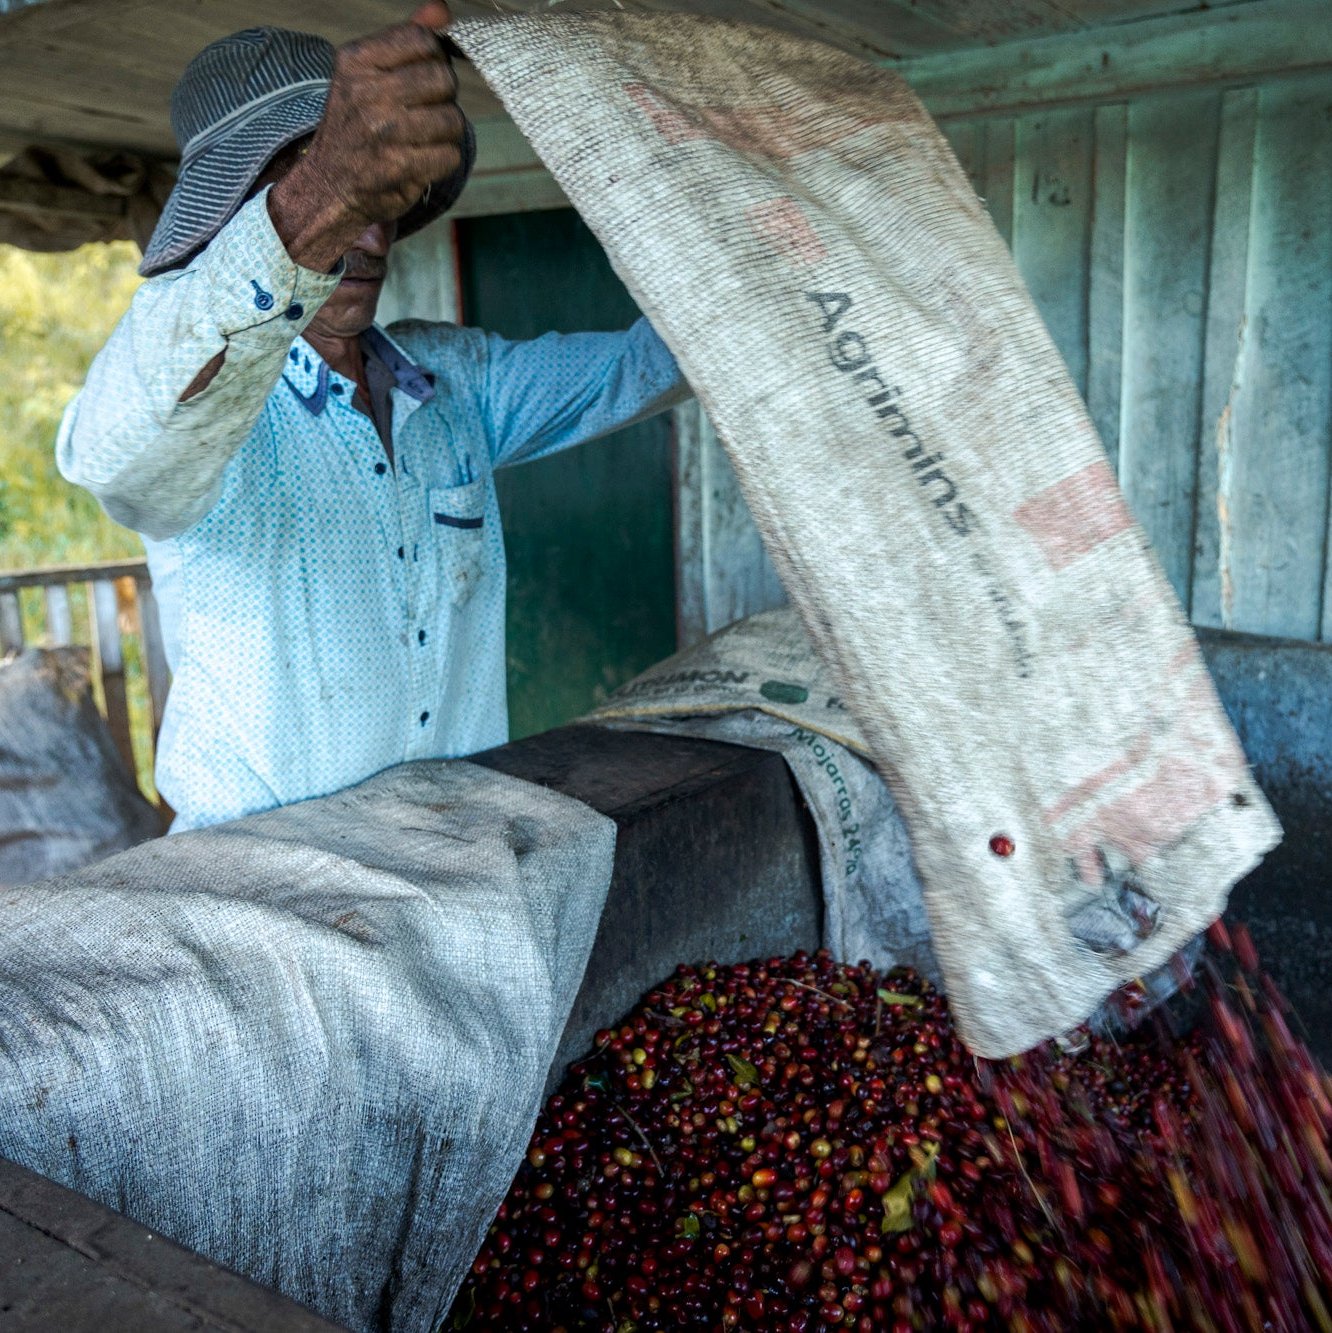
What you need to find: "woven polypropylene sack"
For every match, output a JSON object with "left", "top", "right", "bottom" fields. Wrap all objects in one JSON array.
[
  {"left": 0, "top": 648, "right": 158, "bottom": 885},
  {"left": 0, "top": 760, "right": 616, "bottom": 1331},
  {"left": 454, "top": 13, "right": 1280, "bottom": 1056}
]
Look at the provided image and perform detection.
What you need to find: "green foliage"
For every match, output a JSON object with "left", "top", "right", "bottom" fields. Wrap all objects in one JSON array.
[
  {"left": 0, "top": 240, "right": 145, "bottom": 568},
  {"left": 1, "top": 242, "right": 158, "bottom": 801}
]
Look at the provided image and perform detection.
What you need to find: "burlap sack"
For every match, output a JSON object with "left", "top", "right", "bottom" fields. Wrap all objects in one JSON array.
[
  {"left": 0, "top": 647, "right": 158, "bottom": 884},
  {"left": 0, "top": 761, "right": 616, "bottom": 1331},
  {"left": 586, "top": 605, "right": 1206, "bottom": 1024},
  {"left": 454, "top": 12, "right": 1280, "bottom": 1056}
]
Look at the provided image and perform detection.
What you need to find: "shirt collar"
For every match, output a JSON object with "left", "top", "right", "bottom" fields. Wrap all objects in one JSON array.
[{"left": 281, "top": 325, "right": 436, "bottom": 418}]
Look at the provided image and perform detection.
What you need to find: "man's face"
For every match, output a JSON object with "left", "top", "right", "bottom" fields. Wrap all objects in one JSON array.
[
  {"left": 254, "top": 135, "right": 399, "bottom": 339},
  {"left": 309, "top": 217, "right": 398, "bottom": 339}
]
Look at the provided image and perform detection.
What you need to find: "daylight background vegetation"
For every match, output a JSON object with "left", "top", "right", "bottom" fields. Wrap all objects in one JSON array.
[
  {"left": 1, "top": 240, "right": 157, "bottom": 797},
  {"left": 0, "top": 239, "right": 143, "bottom": 568}
]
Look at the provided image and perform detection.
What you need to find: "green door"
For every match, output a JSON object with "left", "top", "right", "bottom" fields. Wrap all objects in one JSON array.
[{"left": 456, "top": 209, "right": 676, "bottom": 740}]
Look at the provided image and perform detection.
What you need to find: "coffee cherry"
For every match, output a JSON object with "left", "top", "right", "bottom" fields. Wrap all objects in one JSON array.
[{"left": 454, "top": 936, "right": 1329, "bottom": 1333}]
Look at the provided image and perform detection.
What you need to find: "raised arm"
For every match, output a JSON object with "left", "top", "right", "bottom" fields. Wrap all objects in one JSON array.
[
  {"left": 483, "top": 316, "right": 691, "bottom": 470},
  {"left": 56, "top": 196, "right": 343, "bottom": 540},
  {"left": 57, "top": 3, "right": 466, "bottom": 540}
]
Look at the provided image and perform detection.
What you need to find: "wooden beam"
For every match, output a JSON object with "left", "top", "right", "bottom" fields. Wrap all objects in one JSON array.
[
  {"left": 450, "top": 167, "right": 568, "bottom": 218},
  {"left": 897, "top": 0, "right": 1332, "bottom": 118},
  {"left": 0, "top": 557, "right": 147, "bottom": 593},
  {"left": 0, "top": 173, "right": 125, "bottom": 220},
  {"left": 0, "top": 1155, "right": 345, "bottom": 1333},
  {"left": 451, "top": 115, "right": 569, "bottom": 217}
]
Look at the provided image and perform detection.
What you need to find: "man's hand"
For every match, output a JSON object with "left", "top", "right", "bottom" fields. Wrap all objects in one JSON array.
[{"left": 269, "top": 3, "right": 465, "bottom": 274}]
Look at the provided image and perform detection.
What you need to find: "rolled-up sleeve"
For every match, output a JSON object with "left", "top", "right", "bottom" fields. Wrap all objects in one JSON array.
[
  {"left": 56, "top": 188, "right": 342, "bottom": 540},
  {"left": 482, "top": 315, "right": 690, "bottom": 470}
]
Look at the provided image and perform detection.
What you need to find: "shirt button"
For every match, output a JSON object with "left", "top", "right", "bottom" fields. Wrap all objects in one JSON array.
[
  {"left": 284, "top": 302, "right": 304, "bottom": 320},
  {"left": 419, "top": 711, "right": 430, "bottom": 725},
  {"left": 418, "top": 629, "right": 426, "bottom": 645},
  {"left": 250, "top": 280, "right": 274, "bottom": 311},
  {"left": 331, "top": 383, "right": 344, "bottom": 396},
  {"left": 397, "top": 546, "right": 405, "bottom": 560},
  {"left": 374, "top": 462, "right": 387, "bottom": 475}
]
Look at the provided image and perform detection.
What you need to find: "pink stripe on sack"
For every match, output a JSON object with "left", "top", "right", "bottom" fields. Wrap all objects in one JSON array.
[
  {"left": 746, "top": 198, "right": 827, "bottom": 266},
  {"left": 1013, "top": 461, "right": 1135, "bottom": 571},
  {"left": 1063, "top": 754, "right": 1241, "bottom": 882},
  {"left": 624, "top": 84, "right": 874, "bottom": 160},
  {"left": 625, "top": 84, "right": 712, "bottom": 145},
  {"left": 1042, "top": 729, "right": 1153, "bottom": 827}
]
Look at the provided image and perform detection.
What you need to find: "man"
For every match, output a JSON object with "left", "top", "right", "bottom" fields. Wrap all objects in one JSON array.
[{"left": 58, "top": 5, "right": 687, "bottom": 831}]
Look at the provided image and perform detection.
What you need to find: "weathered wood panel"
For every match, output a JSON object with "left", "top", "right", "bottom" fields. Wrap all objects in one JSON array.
[
  {"left": 88, "top": 577, "right": 136, "bottom": 780},
  {"left": 674, "top": 401, "right": 785, "bottom": 647},
  {"left": 42, "top": 584, "right": 72, "bottom": 646},
  {"left": 1087, "top": 102, "right": 1127, "bottom": 470},
  {"left": 0, "top": 592, "right": 22, "bottom": 656},
  {"left": 680, "top": 68, "right": 1332, "bottom": 650},
  {"left": 1225, "top": 76, "right": 1332, "bottom": 640},
  {"left": 0, "top": 1154, "right": 343, "bottom": 1333},
  {"left": 1013, "top": 108, "right": 1095, "bottom": 397},
  {"left": 979, "top": 119, "right": 1018, "bottom": 248},
  {"left": 135, "top": 577, "right": 170, "bottom": 734},
  {"left": 1193, "top": 85, "right": 1259, "bottom": 630},
  {"left": 901, "top": 0, "right": 1332, "bottom": 118},
  {"left": 942, "top": 118, "right": 1016, "bottom": 244},
  {"left": 1119, "top": 91, "right": 1220, "bottom": 606},
  {"left": 942, "top": 120, "right": 981, "bottom": 191}
]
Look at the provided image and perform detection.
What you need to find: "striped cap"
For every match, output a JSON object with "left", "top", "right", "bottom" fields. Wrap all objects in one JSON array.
[{"left": 140, "top": 26, "right": 474, "bottom": 277}]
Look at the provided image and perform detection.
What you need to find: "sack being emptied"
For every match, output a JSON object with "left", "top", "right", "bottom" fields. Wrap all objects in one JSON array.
[{"left": 454, "top": 12, "right": 1281, "bottom": 1056}]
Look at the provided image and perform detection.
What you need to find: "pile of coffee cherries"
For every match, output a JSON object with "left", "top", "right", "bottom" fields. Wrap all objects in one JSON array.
[{"left": 452, "top": 924, "right": 1331, "bottom": 1331}]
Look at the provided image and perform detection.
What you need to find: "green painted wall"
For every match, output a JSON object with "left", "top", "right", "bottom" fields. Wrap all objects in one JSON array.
[{"left": 456, "top": 209, "right": 676, "bottom": 740}]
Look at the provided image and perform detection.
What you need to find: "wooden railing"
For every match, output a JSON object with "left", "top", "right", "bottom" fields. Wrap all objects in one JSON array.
[{"left": 0, "top": 558, "right": 167, "bottom": 802}]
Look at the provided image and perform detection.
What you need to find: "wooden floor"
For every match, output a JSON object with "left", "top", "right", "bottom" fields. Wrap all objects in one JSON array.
[{"left": 0, "top": 1156, "right": 344, "bottom": 1332}]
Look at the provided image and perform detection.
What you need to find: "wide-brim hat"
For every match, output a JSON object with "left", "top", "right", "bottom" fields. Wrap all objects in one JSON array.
[{"left": 139, "top": 26, "right": 475, "bottom": 278}]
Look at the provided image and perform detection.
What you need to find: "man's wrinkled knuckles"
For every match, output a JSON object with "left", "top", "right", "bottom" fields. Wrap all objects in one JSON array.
[
  {"left": 340, "top": 20, "right": 440, "bottom": 71},
  {"left": 387, "top": 60, "right": 457, "bottom": 106},
  {"left": 399, "top": 100, "right": 466, "bottom": 141},
  {"left": 332, "top": 41, "right": 373, "bottom": 74},
  {"left": 439, "top": 102, "right": 467, "bottom": 136},
  {"left": 364, "top": 115, "right": 404, "bottom": 145},
  {"left": 409, "top": 142, "right": 463, "bottom": 181},
  {"left": 397, "top": 104, "right": 464, "bottom": 146}
]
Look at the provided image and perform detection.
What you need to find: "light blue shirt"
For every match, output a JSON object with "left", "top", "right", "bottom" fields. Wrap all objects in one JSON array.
[{"left": 57, "top": 191, "right": 686, "bottom": 830}]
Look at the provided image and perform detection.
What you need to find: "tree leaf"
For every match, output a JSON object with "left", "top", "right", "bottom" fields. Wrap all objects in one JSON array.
[
  {"left": 726, "top": 1053, "right": 761, "bottom": 1088},
  {"left": 450, "top": 1285, "right": 477, "bottom": 1328},
  {"left": 879, "top": 1141, "right": 940, "bottom": 1233},
  {"left": 678, "top": 1212, "right": 701, "bottom": 1240},
  {"left": 910, "top": 1141, "right": 940, "bottom": 1178},
  {"left": 880, "top": 1171, "right": 917, "bottom": 1233},
  {"left": 876, "top": 989, "right": 921, "bottom": 1008},
  {"left": 670, "top": 1078, "right": 694, "bottom": 1103}
]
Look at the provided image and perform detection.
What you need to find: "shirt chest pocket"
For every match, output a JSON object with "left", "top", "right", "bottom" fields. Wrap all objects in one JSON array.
[{"left": 429, "top": 481, "right": 489, "bottom": 607}]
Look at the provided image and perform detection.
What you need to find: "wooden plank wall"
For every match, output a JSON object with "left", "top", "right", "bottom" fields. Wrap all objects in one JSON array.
[
  {"left": 678, "top": 70, "right": 1332, "bottom": 647},
  {"left": 948, "top": 75, "right": 1332, "bottom": 641}
]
